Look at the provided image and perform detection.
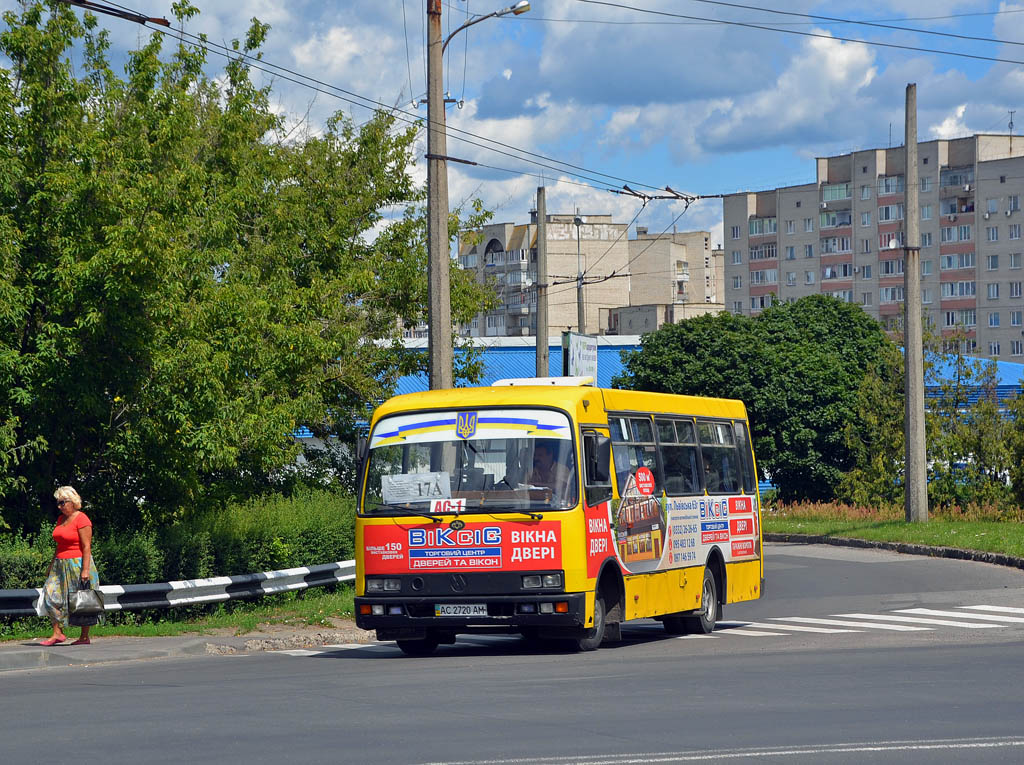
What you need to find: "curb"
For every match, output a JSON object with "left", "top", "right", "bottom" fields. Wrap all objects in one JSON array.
[
  {"left": 0, "top": 636, "right": 213, "bottom": 673},
  {"left": 765, "top": 533, "right": 1024, "bottom": 571}
]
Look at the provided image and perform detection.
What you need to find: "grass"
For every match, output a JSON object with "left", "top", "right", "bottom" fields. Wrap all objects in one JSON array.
[
  {"left": 764, "top": 503, "right": 1024, "bottom": 558},
  {"left": 1, "top": 586, "right": 355, "bottom": 643}
]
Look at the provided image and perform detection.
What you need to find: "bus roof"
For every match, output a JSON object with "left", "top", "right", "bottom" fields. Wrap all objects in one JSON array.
[{"left": 370, "top": 384, "right": 749, "bottom": 428}]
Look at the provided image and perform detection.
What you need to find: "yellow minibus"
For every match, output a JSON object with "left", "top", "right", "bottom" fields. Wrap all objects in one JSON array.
[{"left": 355, "top": 378, "right": 763, "bottom": 655}]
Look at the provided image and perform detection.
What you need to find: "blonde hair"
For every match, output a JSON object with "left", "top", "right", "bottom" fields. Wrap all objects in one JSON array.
[{"left": 53, "top": 486, "right": 82, "bottom": 511}]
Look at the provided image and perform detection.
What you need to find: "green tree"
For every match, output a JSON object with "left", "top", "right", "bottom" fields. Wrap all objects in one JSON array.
[
  {"left": 0, "top": 2, "right": 492, "bottom": 531},
  {"left": 925, "top": 334, "right": 1012, "bottom": 511},
  {"left": 614, "top": 295, "right": 897, "bottom": 502}
]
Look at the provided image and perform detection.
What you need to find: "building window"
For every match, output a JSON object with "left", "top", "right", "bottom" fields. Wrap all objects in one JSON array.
[
  {"left": 750, "top": 269, "right": 778, "bottom": 285},
  {"left": 732, "top": 301, "right": 744, "bottom": 313},
  {"left": 987, "top": 226, "right": 999, "bottom": 242},
  {"left": 990, "top": 342, "right": 1001, "bottom": 356},
  {"left": 921, "top": 260, "right": 931, "bottom": 276},
  {"left": 921, "top": 232, "right": 933, "bottom": 247},
  {"left": 863, "top": 264, "right": 872, "bottom": 279},
  {"left": 785, "top": 246, "right": 795, "bottom": 260},
  {"left": 878, "top": 175, "right": 904, "bottom": 195},
  {"left": 988, "top": 283, "right": 1000, "bottom": 300},
  {"left": 1011, "top": 282, "right": 1022, "bottom": 299},
  {"left": 941, "top": 281, "right": 975, "bottom": 298},
  {"left": 921, "top": 176, "right": 933, "bottom": 192},
  {"left": 732, "top": 275, "right": 743, "bottom": 289},
  {"left": 1011, "top": 224, "right": 1021, "bottom": 240},
  {"left": 1011, "top": 253, "right": 1022, "bottom": 269},
  {"left": 1011, "top": 195, "right": 1021, "bottom": 212},
  {"left": 922, "top": 288, "right": 933, "bottom": 304},
  {"left": 804, "top": 218, "right": 814, "bottom": 233},
  {"left": 1012, "top": 310, "right": 1023, "bottom": 326},
  {"left": 880, "top": 286, "right": 904, "bottom": 303},
  {"left": 732, "top": 250, "right": 742, "bottom": 264},
  {"left": 862, "top": 292, "right": 872, "bottom": 306},
  {"left": 880, "top": 231, "right": 904, "bottom": 250},
  {"left": 860, "top": 185, "right": 872, "bottom": 200},
  {"left": 940, "top": 252, "right": 976, "bottom": 270},
  {"left": 921, "top": 204, "right": 932, "bottom": 220},
  {"left": 1012, "top": 340, "right": 1023, "bottom": 356},
  {"left": 731, "top": 225, "right": 741, "bottom": 240},
  {"left": 880, "top": 258, "right": 905, "bottom": 276},
  {"left": 805, "top": 270, "right": 815, "bottom": 285},
  {"left": 989, "top": 312, "right": 1001, "bottom": 328},
  {"left": 987, "top": 198, "right": 999, "bottom": 214},
  {"left": 878, "top": 204, "right": 904, "bottom": 222},
  {"left": 862, "top": 238, "right": 871, "bottom": 253},
  {"left": 861, "top": 212, "right": 871, "bottom": 227},
  {"left": 786, "top": 220, "right": 795, "bottom": 234},
  {"left": 786, "top": 271, "right": 797, "bottom": 286},
  {"left": 804, "top": 244, "right": 814, "bottom": 258},
  {"left": 988, "top": 254, "right": 1000, "bottom": 271}
]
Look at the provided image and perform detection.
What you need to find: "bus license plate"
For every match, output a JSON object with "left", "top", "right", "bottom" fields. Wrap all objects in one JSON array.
[{"left": 435, "top": 603, "right": 487, "bottom": 617}]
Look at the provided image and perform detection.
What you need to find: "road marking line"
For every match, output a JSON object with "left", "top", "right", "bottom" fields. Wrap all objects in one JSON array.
[
  {"left": 716, "top": 628, "right": 790, "bottom": 637},
  {"left": 673, "top": 633, "right": 717, "bottom": 639},
  {"left": 836, "top": 613, "right": 1002, "bottom": 629},
  {"left": 960, "top": 605, "right": 1024, "bottom": 615},
  {"left": 896, "top": 608, "right": 1024, "bottom": 624},
  {"left": 276, "top": 649, "right": 321, "bottom": 656},
  {"left": 321, "top": 643, "right": 386, "bottom": 650},
  {"left": 719, "top": 620, "right": 859, "bottom": 634},
  {"left": 770, "top": 616, "right": 930, "bottom": 631}
]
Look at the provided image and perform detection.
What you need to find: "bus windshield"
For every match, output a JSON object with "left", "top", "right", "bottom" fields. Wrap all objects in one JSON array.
[{"left": 362, "top": 408, "right": 578, "bottom": 514}]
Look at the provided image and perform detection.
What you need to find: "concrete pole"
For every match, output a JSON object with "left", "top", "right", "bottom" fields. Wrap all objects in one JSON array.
[
  {"left": 536, "top": 187, "right": 549, "bottom": 377},
  {"left": 904, "top": 83, "right": 929, "bottom": 522},
  {"left": 574, "top": 217, "right": 585, "bottom": 333},
  {"left": 426, "top": 0, "right": 453, "bottom": 390}
]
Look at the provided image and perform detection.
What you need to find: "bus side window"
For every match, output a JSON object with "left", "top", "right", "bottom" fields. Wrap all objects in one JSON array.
[
  {"left": 699, "top": 421, "right": 740, "bottom": 494},
  {"left": 656, "top": 418, "right": 700, "bottom": 496},
  {"left": 734, "top": 421, "right": 757, "bottom": 493},
  {"left": 583, "top": 431, "right": 613, "bottom": 506}
]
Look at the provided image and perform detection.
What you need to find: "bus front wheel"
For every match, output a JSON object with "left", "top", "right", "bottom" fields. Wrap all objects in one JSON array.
[
  {"left": 396, "top": 634, "right": 440, "bottom": 656},
  {"left": 684, "top": 567, "right": 718, "bottom": 634},
  {"left": 576, "top": 594, "right": 606, "bottom": 651}
]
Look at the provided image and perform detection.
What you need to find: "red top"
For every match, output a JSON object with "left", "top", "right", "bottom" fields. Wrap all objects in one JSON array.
[{"left": 53, "top": 512, "right": 92, "bottom": 559}]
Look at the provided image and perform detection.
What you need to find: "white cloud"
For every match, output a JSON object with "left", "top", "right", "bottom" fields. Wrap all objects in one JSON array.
[{"left": 930, "top": 104, "right": 970, "bottom": 139}]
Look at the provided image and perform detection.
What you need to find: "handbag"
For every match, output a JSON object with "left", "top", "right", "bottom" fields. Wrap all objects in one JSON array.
[{"left": 69, "top": 582, "right": 104, "bottom": 616}]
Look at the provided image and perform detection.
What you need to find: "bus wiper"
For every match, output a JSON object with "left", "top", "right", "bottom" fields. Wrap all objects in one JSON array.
[
  {"left": 484, "top": 508, "right": 544, "bottom": 521},
  {"left": 372, "top": 503, "right": 443, "bottom": 523}
]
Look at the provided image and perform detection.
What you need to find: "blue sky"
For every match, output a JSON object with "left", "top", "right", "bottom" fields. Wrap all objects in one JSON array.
[{"left": 5, "top": 1, "right": 1024, "bottom": 248}]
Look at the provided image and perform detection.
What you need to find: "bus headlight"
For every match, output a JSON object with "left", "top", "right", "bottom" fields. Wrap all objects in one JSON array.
[
  {"left": 542, "top": 573, "right": 562, "bottom": 588},
  {"left": 366, "top": 578, "right": 401, "bottom": 592},
  {"left": 522, "top": 575, "right": 542, "bottom": 589}
]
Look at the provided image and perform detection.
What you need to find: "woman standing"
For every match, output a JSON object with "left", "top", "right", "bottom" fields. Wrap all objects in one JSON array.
[{"left": 40, "top": 486, "right": 101, "bottom": 646}]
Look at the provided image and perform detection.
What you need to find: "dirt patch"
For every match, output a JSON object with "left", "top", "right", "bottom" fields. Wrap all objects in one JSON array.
[{"left": 203, "top": 619, "right": 377, "bottom": 654}]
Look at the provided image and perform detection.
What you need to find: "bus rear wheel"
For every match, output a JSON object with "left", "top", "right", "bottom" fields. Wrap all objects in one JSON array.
[
  {"left": 684, "top": 567, "right": 718, "bottom": 634},
  {"left": 576, "top": 594, "right": 606, "bottom": 651},
  {"left": 396, "top": 634, "right": 440, "bottom": 656}
]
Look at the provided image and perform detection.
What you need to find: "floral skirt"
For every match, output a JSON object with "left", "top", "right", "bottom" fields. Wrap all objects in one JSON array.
[{"left": 43, "top": 556, "right": 102, "bottom": 627}]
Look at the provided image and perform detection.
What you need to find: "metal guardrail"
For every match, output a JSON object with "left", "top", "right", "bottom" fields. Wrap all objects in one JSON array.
[{"left": 0, "top": 560, "right": 356, "bottom": 617}]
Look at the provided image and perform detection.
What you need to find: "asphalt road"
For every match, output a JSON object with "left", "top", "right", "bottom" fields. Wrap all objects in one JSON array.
[{"left": 3, "top": 542, "right": 1024, "bottom": 765}]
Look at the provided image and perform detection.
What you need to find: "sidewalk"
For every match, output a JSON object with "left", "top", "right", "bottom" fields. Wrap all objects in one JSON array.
[{"left": 0, "top": 623, "right": 376, "bottom": 673}]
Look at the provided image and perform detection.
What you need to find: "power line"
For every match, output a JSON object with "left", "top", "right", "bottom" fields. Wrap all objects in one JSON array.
[{"left": 571, "top": 0, "right": 1024, "bottom": 68}]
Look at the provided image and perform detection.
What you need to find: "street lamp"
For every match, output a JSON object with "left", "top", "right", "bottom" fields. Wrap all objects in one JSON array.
[{"left": 426, "top": 1, "right": 530, "bottom": 390}]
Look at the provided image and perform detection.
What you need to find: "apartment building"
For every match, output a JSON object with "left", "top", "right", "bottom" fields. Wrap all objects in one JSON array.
[
  {"left": 602, "top": 229, "right": 724, "bottom": 334},
  {"left": 458, "top": 213, "right": 630, "bottom": 337},
  {"left": 723, "top": 135, "right": 1024, "bottom": 359}
]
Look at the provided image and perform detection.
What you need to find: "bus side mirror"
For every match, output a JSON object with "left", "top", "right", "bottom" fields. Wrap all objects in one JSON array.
[
  {"left": 357, "top": 436, "right": 368, "bottom": 461},
  {"left": 584, "top": 432, "right": 612, "bottom": 506}
]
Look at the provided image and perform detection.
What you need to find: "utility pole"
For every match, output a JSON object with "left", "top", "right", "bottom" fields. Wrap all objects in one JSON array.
[
  {"left": 535, "top": 187, "right": 549, "bottom": 377},
  {"left": 426, "top": 0, "right": 453, "bottom": 390},
  {"left": 904, "top": 83, "right": 928, "bottom": 523},
  {"left": 574, "top": 214, "right": 585, "bottom": 333}
]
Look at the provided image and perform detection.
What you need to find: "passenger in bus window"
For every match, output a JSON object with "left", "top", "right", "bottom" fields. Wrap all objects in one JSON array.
[
  {"left": 703, "top": 453, "right": 722, "bottom": 493},
  {"left": 528, "top": 440, "right": 576, "bottom": 503}
]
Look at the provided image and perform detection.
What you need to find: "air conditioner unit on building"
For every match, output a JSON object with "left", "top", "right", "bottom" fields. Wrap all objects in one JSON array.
[
  {"left": 820, "top": 202, "right": 828, "bottom": 209},
  {"left": 853, "top": 266, "right": 860, "bottom": 273},
  {"left": 964, "top": 184, "right": 973, "bottom": 192},
  {"left": 1007, "top": 210, "right": 1014, "bottom": 217},
  {"left": 984, "top": 212, "right": 991, "bottom": 220}
]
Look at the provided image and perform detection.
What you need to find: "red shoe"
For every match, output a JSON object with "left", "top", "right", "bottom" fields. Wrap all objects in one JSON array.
[
  {"left": 71, "top": 638, "right": 91, "bottom": 645},
  {"left": 40, "top": 636, "right": 66, "bottom": 646}
]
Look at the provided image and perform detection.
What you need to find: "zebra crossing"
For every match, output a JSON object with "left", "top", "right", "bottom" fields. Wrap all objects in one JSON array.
[{"left": 268, "top": 604, "right": 1024, "bottom": 657}]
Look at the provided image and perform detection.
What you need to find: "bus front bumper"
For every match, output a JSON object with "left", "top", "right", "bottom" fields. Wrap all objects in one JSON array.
[{"left": 355, "top": 592, "right": 587, "bottom": 638}]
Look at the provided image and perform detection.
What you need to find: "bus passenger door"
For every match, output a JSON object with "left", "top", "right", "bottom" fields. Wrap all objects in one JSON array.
[{"left": 581, "top": 428, "right": 614, "bottom": 580}]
